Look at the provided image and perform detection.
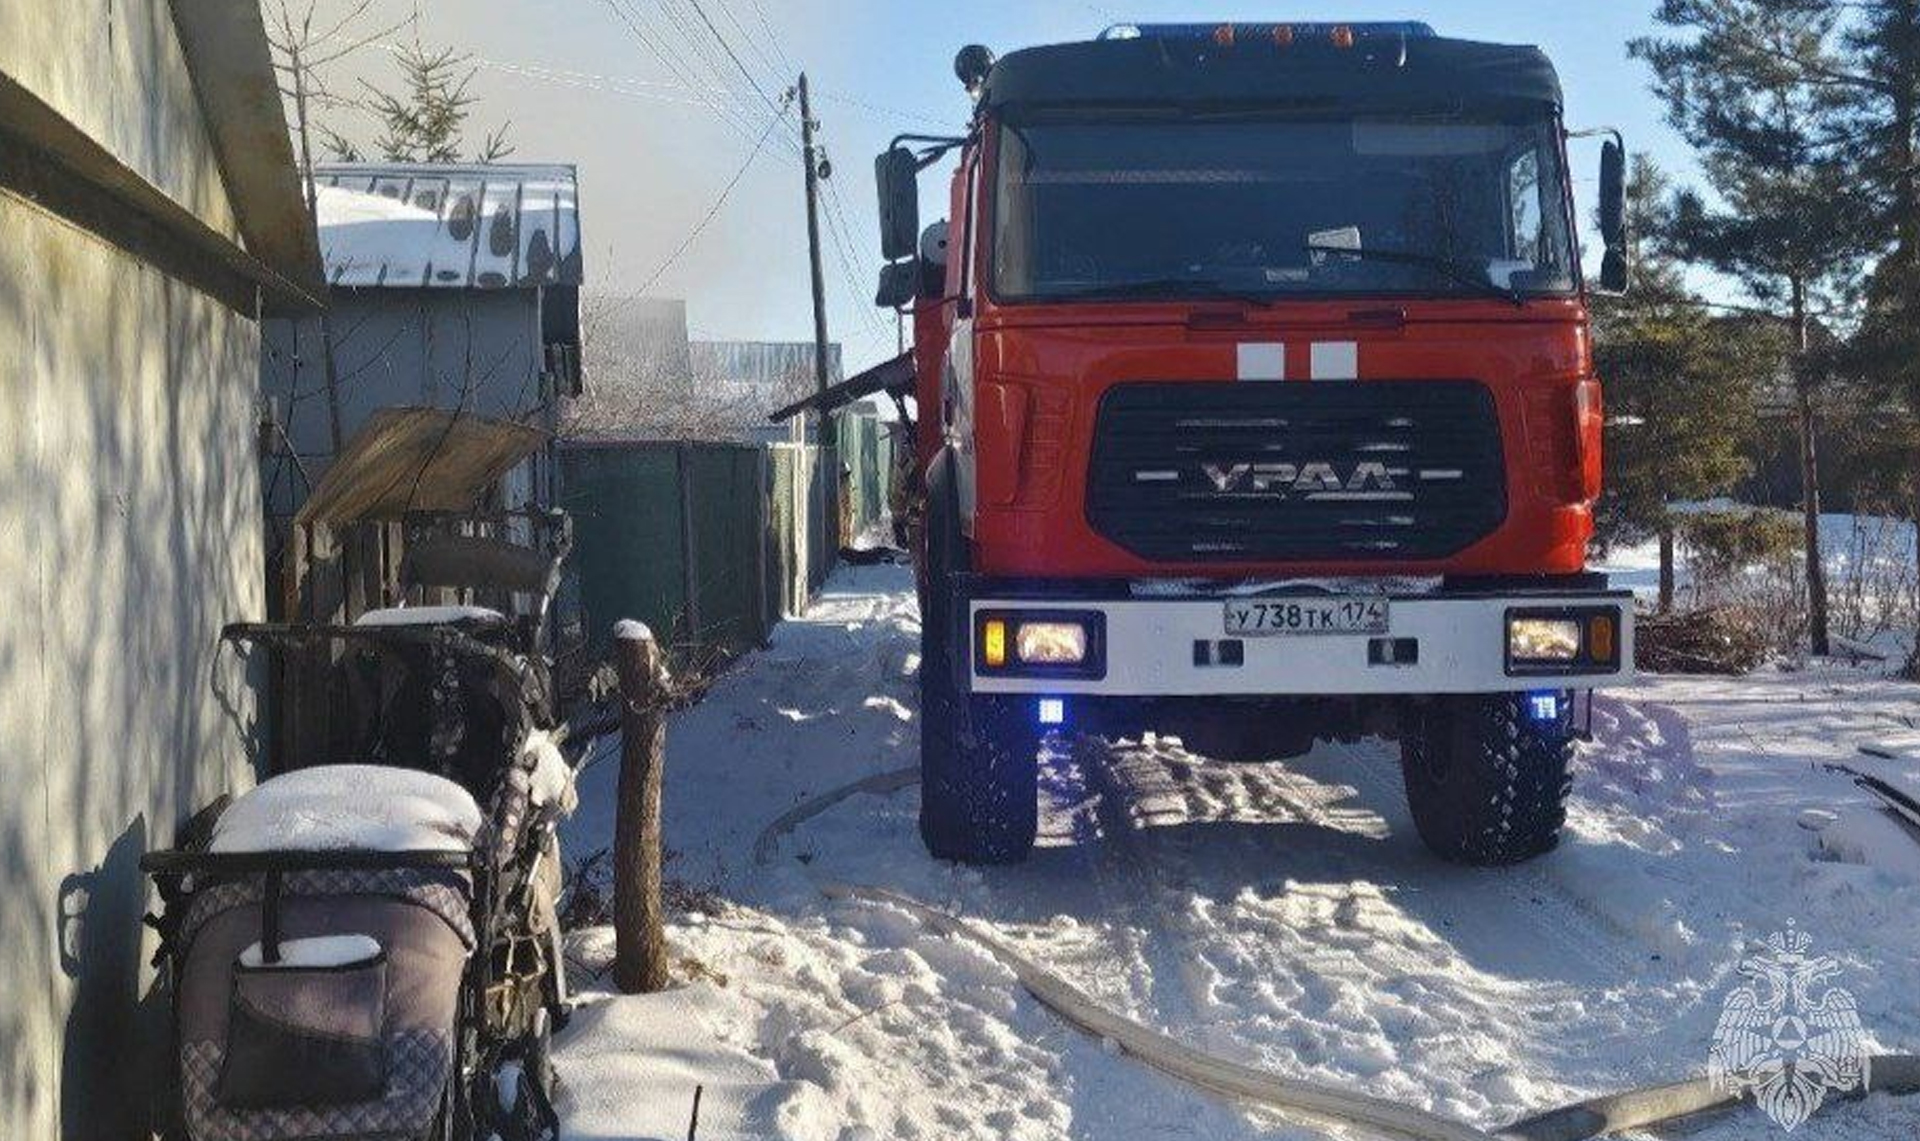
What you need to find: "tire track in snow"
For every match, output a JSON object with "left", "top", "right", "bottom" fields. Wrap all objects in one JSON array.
[
  {"left": 1070, "top": 735, "right": 1224, "bottom": 1032},
  {"left": 1057, "top": 728, "right": 1678, "bottom": 1122},
  {"left": 1011, "top": 735, "right": 1196, "bottom": 1025},
  {"left": 1325, "top": 737, "right": 1651, "bottom": 985}
]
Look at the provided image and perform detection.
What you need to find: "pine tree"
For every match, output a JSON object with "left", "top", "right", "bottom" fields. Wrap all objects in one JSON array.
[
  {"left": 365, "top": 43, "right": 513, "bottom": 165},
  {"left": 1828, "top": 2, "right": 1920, "bottom": 669},
  {"left": 1593, "top": 157, "right": 1778, "bottom": 611},
  {"left": 1631, "top": 0, "right": 1881, "bottom": 654}
]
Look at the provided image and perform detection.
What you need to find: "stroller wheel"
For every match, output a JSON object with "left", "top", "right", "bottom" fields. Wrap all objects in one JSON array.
[
  {"left": 496, "top": 1065, "right": 559, "bottom": 1141},
  {"left": 489, "top": 1011, "right": 560, "bottom": 1141},
  {"left": 525, "top": 1009, "right": 557, "bottom": 1101}
]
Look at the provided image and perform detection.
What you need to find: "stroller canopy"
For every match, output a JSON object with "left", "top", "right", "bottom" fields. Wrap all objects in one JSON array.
[{"left": 211, "top": 766, "right": 484, "bottom": 855}]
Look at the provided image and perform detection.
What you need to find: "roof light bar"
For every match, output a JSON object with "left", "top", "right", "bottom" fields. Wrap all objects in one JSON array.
[{"left": 1098, "top": 21, "right": 1436, "bottom": 42}]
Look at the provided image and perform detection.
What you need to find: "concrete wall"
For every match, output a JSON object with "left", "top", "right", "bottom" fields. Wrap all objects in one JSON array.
[
  {"left": 0, "top": 0, "right": 240, "bottom": 243},
  {"left": 0, "top": 4, "right": 267, "bottom": 1138}
]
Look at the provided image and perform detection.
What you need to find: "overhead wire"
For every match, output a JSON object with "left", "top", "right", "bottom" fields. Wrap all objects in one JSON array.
[
  {"left": 738, "top": 0, "right": 796, "bottom": 74},
  {"left": 676, "top": 0, "right": 788, "bottom": 117},
  {"left": 651, "top": 0, "right": 768, "bottom": 107},
  {"left": 633, "top": 103, "right": 792, "bottom": 299},
  {"left": 596, "top": 0, "right": 767, "bottom": 146},
  {"left": 585, "top": 0, "right": 908, "bottom": 363},
  {"left": 710, "top": 0, "right": 785, "bottom": 83},
  {"left": 472, "top": 55, "right": 760, "bottom": 115}
]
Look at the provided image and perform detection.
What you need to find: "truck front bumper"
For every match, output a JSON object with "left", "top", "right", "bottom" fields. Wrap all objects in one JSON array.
[{"left": 963, "top": 579, "right": 1634, "bottom": 697}]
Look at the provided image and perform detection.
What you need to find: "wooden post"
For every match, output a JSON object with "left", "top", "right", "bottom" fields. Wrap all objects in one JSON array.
[{"left": 611, "top": 620, "right": 672, "bottom": 994}]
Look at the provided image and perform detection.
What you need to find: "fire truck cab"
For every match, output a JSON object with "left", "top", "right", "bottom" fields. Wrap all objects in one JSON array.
[{"left": 872, "top": 21, "right": 1635, "bottom": 867}]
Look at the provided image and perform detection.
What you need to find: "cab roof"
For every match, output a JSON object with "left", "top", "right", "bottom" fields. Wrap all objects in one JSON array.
[{"left": 978, "top": 29, "right": 1562, "bottom": 118}]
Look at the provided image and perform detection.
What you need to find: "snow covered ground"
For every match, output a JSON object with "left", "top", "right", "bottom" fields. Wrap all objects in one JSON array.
[{"left": 557, "top": 565, "right": 1920, "bottom": 1141}]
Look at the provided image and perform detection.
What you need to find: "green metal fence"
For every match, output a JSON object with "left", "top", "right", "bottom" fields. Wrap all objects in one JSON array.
[
  {"left": 564, "top": 425, "right": 889, "bottom": 663},
  {"left": 562, "top": 413, "right": 900, "bottom": 664},
  {"left": 837, "top": 408, "right": 896, "bottom": 541}
]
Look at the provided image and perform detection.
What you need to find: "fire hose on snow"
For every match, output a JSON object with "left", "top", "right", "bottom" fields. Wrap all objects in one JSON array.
[{"left": 760, "top": 771, "right": 1920, "bottom": 1141}]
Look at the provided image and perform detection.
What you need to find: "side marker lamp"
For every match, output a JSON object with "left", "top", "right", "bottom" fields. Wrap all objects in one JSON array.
[
  {"left": 982, "top": 619, "right": 1008, "bottom": 669},
  {"left": 1588, "top": 614, "right": 1617, "bottom": 664}
]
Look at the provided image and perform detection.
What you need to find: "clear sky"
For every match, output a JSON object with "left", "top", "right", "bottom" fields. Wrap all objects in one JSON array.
[{"left": 311, "top": 1, "right": 1696, "bottom": 375}]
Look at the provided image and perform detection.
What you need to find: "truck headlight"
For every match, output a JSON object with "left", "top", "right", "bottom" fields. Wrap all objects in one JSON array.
[
  {"left": 1016, "top": 622, "right": 1088, "bottom": 665},
  {"left": 1505, "top": 607, "right": 1624, "bottom": 675},
  {"left": 1508, "top": 617, "right": 1581, "bottom": 662},
  {"left": 974, "top": 610, "right": 1107, "bottom": 679}
]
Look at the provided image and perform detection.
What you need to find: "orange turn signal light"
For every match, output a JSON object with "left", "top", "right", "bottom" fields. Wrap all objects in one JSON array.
[
  {"left": 1588, "top": 615, "right": 1616, "bottom": 664},
  {"left": 982, "top": 619, "right": 1008, "bottom": 668}
]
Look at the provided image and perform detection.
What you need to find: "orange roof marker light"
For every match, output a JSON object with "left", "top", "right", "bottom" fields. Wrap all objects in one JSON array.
[
  {"left": 1330, "top": 24, "right": 1357, "bottom": 49},
  {"left": 1213, "top": 23, "right": 1237, "bottom": 47},
  {"left": 1272, "top": 24, "right": 1296, "bottom": 47}
]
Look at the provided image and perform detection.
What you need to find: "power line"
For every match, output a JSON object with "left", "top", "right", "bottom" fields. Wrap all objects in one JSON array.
[
  {"left": 651, "top": 0, "right": 763, "bottom": 104},
  {"left": 710, "top": 0, "right": 784, "bottom": 83},
  {"left": 473, "top": 55, "right": 760, "bottom": 115},
  {"left": 822, "top": 180, "right": 889, "bottom": 338},
  {"left": 634, "top": 104, "right": 791, "bottom": 298},
  {"left": 679, "top": 0, "right": 786, "bottom": 115},
  {"left": 597, "top": 0, "right": 766, "bottom": 146},
  {"left": 815, "top": 88, "right": 956, "bottom": 129}
]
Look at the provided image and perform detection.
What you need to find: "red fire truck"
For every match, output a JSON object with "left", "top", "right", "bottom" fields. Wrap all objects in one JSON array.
[{"left": 866, "top": 22, "right": 1634, "bottom": 866}]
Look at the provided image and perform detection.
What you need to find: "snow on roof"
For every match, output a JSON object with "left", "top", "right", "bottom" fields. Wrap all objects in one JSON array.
[{"left": 313, "top": 162, "right": 583, "bottom": 290}]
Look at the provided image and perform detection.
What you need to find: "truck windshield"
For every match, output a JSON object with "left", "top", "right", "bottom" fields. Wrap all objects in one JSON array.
[{"left": 991, "top": 115, "right": 1576, "bottom": 303}]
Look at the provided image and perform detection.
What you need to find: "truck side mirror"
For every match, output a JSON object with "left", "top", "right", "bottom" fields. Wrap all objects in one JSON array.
[
  {"left": 1597, "top": 139, "right": 1629, "bottom": 294},
  {"left": 875, "top": 261, "right": 919, "bottom": 310},
  {"left": 876, "top": 147, "right": 920, "bottom": 262}
]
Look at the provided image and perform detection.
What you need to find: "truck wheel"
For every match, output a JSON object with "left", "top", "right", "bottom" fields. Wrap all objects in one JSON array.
[
  {"left": 1398, "top": 692, "right": 1574, "bottom": 866},
  {"left": 916, "top": 451, "right": 1038, "bottom": 865},
  {"left": 919, "top": 673, "right": 1041, "bottom": 864}
]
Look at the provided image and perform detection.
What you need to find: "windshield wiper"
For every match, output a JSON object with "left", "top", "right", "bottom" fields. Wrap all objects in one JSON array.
[
  {"left": 1304, "top": 243, "right": 1526, "bottom": 307},
  {"left": 1050, "top": 278, "right": 1279, "bottom": 306}
]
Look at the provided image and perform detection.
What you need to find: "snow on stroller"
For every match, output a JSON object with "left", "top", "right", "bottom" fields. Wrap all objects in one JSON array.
[{"left": 144, "top": 516, "right": 579, "bottom": 1141}]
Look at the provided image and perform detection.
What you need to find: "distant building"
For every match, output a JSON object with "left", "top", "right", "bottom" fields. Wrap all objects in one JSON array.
[
  {"left": 260, "top": 162, "right": 586, "bottom": 523},
  {"left": 692, "top": 339, "right": 845, "bottom": 402},
  {"left": 588, "top": 296, "right": 693, "bottom": 396},
  {"left": 0, "top": 3, "right": 322, "bottom": 1138},
  {"left": 570, "top": 296, "right": 841, "bottom": 442}
]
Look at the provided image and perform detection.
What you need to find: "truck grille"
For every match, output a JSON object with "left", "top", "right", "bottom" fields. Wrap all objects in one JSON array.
[{"left": 1086, "top": 381, "right": 1506, "bottom": 562}]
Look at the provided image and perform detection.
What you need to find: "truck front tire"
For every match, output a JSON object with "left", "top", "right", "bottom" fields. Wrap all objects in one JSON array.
[
  {"left": 916, "top": 451, "right": 1039, "bottom": 865},
  {"left": 918, "top": 672, "right": 1041, "bottom": 864},
  {"left": 1398, "top": 692, "right": 1574, "bottom": 866}
]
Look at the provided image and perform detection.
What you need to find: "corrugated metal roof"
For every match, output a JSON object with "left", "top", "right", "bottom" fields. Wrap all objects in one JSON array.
[{"left": 312, "top": 162, "right": 582, "bottom": 290}]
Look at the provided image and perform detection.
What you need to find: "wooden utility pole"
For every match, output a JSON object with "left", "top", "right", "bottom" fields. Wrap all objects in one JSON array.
[
  {"left": 798, "top": 73, "right": 838, "bottom": 545},
  {"left": 611, "top": 621, "right": 672, "bottom": 994}
]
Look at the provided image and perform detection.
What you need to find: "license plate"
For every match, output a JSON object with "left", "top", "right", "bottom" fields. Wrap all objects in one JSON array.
[{"left": 1223, "top": 598, "right": 1390, "bottom": 637}]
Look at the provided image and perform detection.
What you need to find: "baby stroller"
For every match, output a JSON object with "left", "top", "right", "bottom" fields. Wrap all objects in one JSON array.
[{"left": 144, "top": 514, "right": 578, "bottom": 1141}]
